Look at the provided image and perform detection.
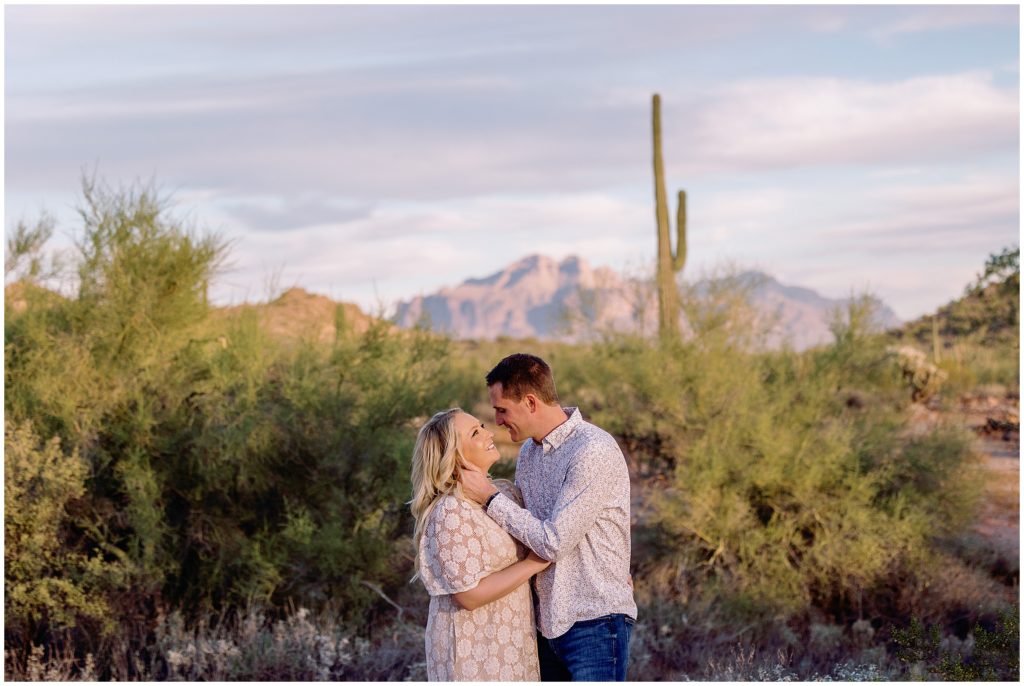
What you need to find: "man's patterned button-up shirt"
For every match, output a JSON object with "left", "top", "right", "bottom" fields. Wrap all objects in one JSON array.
[{"left": 486, "top": 406, "right": 637, "bottom": 639}]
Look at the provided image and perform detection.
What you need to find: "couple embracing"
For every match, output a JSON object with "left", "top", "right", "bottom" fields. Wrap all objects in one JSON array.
[{"left": 410, "top": 353, "right": 637, "bottom": 681}]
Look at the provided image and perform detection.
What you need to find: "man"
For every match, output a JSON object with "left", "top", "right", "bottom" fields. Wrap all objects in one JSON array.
[{"left": 461, "top": 353, "right": 637, "bottom": 681}]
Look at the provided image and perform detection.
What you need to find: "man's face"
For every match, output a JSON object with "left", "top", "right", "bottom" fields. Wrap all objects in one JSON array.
[{"left": 489, "top": 382, "right": 533, "bottom": 443}]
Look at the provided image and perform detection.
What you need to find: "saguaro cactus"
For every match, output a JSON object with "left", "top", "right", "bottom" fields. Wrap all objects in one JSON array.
[{"left": 652, "top": 93, "right": 686, "bottom": 341}]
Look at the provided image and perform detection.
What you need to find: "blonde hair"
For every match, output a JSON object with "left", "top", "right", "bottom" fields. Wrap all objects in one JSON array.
[{"left": 409, "top": 408, "right": 468, "bottom": 581}]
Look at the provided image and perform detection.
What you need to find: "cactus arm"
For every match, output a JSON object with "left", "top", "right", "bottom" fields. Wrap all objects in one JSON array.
[{"left": 673, "top": 189, "right": 687, "bottom": 273}]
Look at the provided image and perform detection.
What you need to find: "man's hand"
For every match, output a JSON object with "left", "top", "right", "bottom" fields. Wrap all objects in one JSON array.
[{"left": 460, "top": 466, "right": 499, "bottom": 505}]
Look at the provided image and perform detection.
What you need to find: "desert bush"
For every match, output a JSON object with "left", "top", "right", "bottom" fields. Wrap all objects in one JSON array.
[
  {"left": 4, "top": 421, "right": 126, "bottom": 648},
  {"left": 893, "top": 246, "right": 1019, "bottom": 393},
  {"left": 937, "top": 342, "right": 1020, "bottom": 394},
  {"left": 4, "top": 179, "right": 460, "bottom": 676},
  {"left": 893, "top": 604, "right": 1019, "bottom": 680},
  {"left": 154, "top": 607, "right": 353, "bottom": 680},
  {"left": 558, "top": 278, "right": 980, "bottom": 631},
  {"left": 5, "top": 179, "right": 230, "bottom": 652},
  {"left": 5, "top": 213, "right": 63, "bottom": 285},
  {"left": 159, "top": 313, "right": 459, "bottom": 619}
]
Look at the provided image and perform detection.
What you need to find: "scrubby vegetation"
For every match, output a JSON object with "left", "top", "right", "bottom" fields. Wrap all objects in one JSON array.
[
  {"left": 4, "top": 180, "right": 469, "bottom": 678},
  {"left": 5, "top": 181, "right": 1018, "bottom": 680},
  {"left": 892, "top": 245, "right": 1020, "bottom": 394},
  {"left": 893, "top": 605, "right": 1018, "bottom": 681}
]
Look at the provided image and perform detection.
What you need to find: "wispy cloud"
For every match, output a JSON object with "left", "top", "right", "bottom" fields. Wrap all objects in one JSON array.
[
  {"left": 868, "top": 5, "right": 1017, "bottom": 42},
  {"left": 220, "top": 196, "right": 375, "bottom": 233},
  {"left": 678, "top": 71, "right": 1018, "bottom": 173},
  {"left": 10, "top": 66, "right": 1017, "bottom": 205},
  {"left": 816, "top": 175, "right": 1018, "bottom": 256}
]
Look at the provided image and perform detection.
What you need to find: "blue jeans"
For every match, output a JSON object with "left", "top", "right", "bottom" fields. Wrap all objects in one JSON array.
[{"left": 537, "top": 614, "right": 634, "bottom": 681}]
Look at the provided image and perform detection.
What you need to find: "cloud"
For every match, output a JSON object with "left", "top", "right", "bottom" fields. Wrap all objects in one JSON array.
[
  {"left": 675, "top": 71, "right": 1018, "bottom": 174},
  {"left": 699, "top": 188, "right": 798, "bottom": 236},
  {"left": 4, "top": 5, "right": 807, "bottom": 73},
  {"left": 5, "top": 59, "right": 643, "bottom": 200},
  {"left": 219, "top": 195, "right": 375, "bottom": 232},
  {"left": 778, "top": 259, "right": 983, "bottom": 321},
  {"left": 209, "top": 190, "right": 653, "bottom": 309},
  {"left": 867, "top": 6, "right": 1017, "bottom": 42},
  {"left": 11, "top": 66, "right": 1017, "bottom": 208},
  {"left": 12, "top": 92, "right": 276, "bottom": 121},
  {"left": 818, "top": 175, "right": 1019, "bottom": 255},
  {"left": 7, "top": 5, "right": 1018, "bottom": 206}
]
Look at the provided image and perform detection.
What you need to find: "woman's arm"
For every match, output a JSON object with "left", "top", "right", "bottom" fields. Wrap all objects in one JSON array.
[{"left": 453, "top": 551, "right": 550, "bottom": 611}]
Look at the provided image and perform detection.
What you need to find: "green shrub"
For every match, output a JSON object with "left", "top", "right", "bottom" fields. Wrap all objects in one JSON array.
[
  {"left": 558, "top": 279, "right": 980, "bottom": 623},
  {"left": 893, "top": 246, "right": 1019, "bottom": 393},
  {"left": 893, "top": 605, "right": 1019, "bottom": 680},
  {"left": 4, "top": 179, "right": 460, "bottom": 675},
  {"left": 4, "top": 420, "right": 125, "bottom": 643},
  {"left": 158, "top": 315, "right": 458, "bottom": 618}
]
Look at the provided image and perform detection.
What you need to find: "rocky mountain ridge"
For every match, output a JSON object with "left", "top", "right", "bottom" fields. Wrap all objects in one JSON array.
[
  {"left": 393, "top": 254, "right": 902, "bottom": 350},
  {"left": 5, "top": 256, "right": 903, "bottom": 351}
]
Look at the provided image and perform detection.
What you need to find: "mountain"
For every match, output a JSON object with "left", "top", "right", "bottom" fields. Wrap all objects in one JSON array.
[
  {"left": 393, "top": 255, "right": 643, "bottom": 340},
  {"left": 393, "top": 255, "right": 902, "bottom": 350},
  {"left": 729, "top": 271, "right": 902, "bottom": 351}
]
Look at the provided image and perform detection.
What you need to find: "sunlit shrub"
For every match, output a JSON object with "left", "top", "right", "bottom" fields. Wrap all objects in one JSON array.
[
  {"left": 4, "top": 421, "right": 124, "bottom": 644},
  {"left": 558, "top": 276, "right": 980, "bottom": 625},
  {"left": 4, "top": 179, "right": 460, "bottom": 676}
]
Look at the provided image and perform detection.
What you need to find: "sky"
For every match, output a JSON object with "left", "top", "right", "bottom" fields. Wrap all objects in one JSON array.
[{"left": 4, "top": 4, "right": 1020, "bottom": 320}]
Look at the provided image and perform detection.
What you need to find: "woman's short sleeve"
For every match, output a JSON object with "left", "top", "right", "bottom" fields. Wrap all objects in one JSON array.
[{"left": 418, "top": 496, "right": 489, "bottom": 596}]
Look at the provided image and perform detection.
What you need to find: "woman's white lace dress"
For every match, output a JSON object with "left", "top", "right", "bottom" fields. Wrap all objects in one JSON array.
[{"left": 418, "top": 486, "right": 540, "bottom": 681}]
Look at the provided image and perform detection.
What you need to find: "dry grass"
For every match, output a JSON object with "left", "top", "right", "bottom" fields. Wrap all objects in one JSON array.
[{"left": 4, "top": 606, "right": 428, "bottom": 681}]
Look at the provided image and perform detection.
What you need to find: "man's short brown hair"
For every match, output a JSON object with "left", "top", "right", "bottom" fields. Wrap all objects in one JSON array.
[{"left": 486, "top": 353, "right": 559, "bottom": 405}]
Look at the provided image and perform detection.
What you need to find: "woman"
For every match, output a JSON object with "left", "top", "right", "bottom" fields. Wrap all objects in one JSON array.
[{"left": 410, "top": 408, "right": 548, "bottom": 681}]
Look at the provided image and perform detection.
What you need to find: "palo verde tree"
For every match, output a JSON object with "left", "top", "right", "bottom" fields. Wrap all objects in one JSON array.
[{"left": 6, "top": 175, "right": 464, "bottom": 677}]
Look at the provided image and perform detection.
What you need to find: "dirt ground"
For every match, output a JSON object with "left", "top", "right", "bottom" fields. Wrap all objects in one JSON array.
[
  {"left": 960, "top": 391, "right": 1020, "bottom": 560},
  {"left": 906, "top": 389, "right": 1019, "bottom": 555}
]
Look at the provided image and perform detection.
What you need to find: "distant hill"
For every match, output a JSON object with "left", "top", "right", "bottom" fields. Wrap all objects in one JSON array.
[
  {"left": 4, "top": 280, "right": 67, "bottom": 314},
  {"left": 892, "top": 262, "right": 1019, "bottom": 350},
  {"left": 216, "top": 287, "right": 383, "bottom": 344},
  {"left": 392, "top": 254, "right": 902, "bottom": 350},
  {"left": 5, "top": 280, "right": 386, "bottom": 346}
]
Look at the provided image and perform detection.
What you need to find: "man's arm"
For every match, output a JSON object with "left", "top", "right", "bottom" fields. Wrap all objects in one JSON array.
[
  {"left": 460, "top": 446, "right": 524, "bottom": 505},
  {"left": 466, "top": 444, "right": 622, "bottom": 562}
]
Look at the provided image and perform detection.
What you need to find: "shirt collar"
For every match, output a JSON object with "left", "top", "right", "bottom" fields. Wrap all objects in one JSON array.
[{"left": 540, "top": 406, "right": 581, "bottom": 454}]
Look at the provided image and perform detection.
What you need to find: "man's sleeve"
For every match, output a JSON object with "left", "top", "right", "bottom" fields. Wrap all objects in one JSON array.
[{"left": 486, "top": 438, "right": 621, "bottom": 561}]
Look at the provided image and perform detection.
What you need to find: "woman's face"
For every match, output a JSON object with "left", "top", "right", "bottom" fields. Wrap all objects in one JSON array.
[{"left": 453, "top": 412, "right": 499, "bottom": 473}]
